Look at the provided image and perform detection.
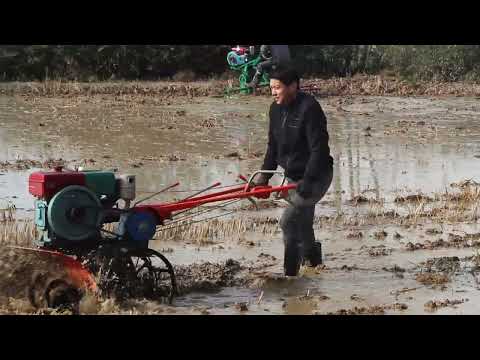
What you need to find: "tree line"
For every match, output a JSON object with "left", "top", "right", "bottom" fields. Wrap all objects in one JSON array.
[{"left": 1, "top": 45, "right": 480, "bottom": 82}]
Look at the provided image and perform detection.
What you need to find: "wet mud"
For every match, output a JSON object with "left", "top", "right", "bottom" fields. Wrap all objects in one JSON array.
[{"left": 2, "top": 87, "right": 480, "bottom": 314}]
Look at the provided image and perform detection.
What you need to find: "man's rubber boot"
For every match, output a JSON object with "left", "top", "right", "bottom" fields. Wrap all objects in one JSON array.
[
  {"left": 284, "top": 242, "right": 301, "bottom": 276},
  {"left": 303, "top": 242, "right": 323, "bottom": 267}
]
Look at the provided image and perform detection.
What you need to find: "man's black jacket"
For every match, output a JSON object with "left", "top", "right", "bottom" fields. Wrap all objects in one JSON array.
[{"left": 261, "top": 92, "right": 333, "bottom": 182}]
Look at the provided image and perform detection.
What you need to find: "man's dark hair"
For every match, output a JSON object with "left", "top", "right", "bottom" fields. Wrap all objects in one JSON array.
[{"left": 270, "top": 66, "right": 300, "bottom": 89}]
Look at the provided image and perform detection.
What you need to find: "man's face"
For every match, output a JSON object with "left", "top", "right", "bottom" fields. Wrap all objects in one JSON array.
[{"left": 270, "top": 79, "right": 297, "bottom": 105}]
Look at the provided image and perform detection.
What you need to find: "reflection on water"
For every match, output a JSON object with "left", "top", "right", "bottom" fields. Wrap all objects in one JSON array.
[
  {"left": 3, "top": 94, "right": 480, "bottom": 314},
  {"left": 3, "top": 95, "right": 480, "bottom": 215}
]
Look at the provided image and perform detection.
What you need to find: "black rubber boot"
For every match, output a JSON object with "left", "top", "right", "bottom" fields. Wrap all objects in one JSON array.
[
  {"left": 303, "top": 242, "right": 323, "bottom": 267},
  {"left": 284, "top": 242, "right": 302, "bottom": 276}
]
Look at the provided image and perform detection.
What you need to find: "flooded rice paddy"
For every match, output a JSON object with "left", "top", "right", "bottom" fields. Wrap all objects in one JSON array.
[{"left": 2, "top": 90, "right": 480, "bottom": 314}]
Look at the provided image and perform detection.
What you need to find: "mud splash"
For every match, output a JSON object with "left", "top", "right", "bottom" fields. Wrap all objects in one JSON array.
[
  {"left": 0, "top": 244, "right": 277, "bottom": 315},
  {"left": 0, "top": 247, "right": 78, "bottom": 313}
]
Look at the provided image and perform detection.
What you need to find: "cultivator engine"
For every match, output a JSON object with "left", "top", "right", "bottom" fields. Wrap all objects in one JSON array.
[
  {"left": 225, "top": 46, "right": 270, "bottom": 95},
  {"left": 21, "top": 167, "right": 295, "bottom": 311}
]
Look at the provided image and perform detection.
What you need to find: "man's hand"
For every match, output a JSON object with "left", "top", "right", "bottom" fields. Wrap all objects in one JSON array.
[
  {"left": 253, "top": 173, "right": 270, "bottom": 187},
  {"left": 296, "top": 179, "right": 313, "bottom": 198}
]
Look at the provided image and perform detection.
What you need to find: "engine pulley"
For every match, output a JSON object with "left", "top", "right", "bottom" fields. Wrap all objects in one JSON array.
[{"left": 47, "top": 185, "right": 103, "bottom": 241}]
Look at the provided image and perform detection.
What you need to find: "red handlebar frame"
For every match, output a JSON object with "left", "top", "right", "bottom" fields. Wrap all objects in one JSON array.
[{"left": 135, "top": 184, "right": 296, "bottom": 222}]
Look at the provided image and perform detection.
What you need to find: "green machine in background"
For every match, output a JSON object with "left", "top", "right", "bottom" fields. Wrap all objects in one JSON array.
[{"left": 225, "top": 46, "right": 270, "bottom": 95}]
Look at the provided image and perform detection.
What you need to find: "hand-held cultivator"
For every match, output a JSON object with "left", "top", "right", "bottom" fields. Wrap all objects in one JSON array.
[{"left": 20, "top": 167, "right": 295, "bottom": 311}]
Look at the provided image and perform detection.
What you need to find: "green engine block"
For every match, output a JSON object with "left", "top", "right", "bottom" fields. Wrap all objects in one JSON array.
[{"left": 33, "top": 170, "right": 119, "bottom": 248}]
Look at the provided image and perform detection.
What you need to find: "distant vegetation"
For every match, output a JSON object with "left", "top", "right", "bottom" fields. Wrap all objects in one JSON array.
[{"left": 1, "top": 45, "right": 480, "bottom": 82}]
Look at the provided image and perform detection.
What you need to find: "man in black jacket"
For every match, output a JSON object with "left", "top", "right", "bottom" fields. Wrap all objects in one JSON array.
[{"left": 255, "top": 66, "right": 333, "bottom": 276}]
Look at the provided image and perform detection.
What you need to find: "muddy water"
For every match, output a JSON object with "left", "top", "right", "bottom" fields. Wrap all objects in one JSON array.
[
  {"left": 2, "top": 93, "right": 480, "bottom": 314},
  {"left": 3, "top": 95, "right": 480, "bottom": 213}
]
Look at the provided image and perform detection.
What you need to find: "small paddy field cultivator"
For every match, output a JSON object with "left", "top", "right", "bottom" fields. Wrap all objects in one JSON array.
[
  {"left": 18, "top": 167, "right": 295, "bottom": 312},
  {"left": 225, "top": 46, "right": 270, "bottom": 95}
]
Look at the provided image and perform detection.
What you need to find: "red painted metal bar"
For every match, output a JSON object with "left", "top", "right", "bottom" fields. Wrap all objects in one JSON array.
[
  {"left": 135, "top": 184, "right": 296, "bottom": 221},
  {"left": 178, "top": 182, "right": 222, "bottom": 202},
  {"left": 172, "top": 173, "right": 263, "bottom": 204},
  {"left": 174, "top": 184, "right": 246, "bottom": 203}
]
